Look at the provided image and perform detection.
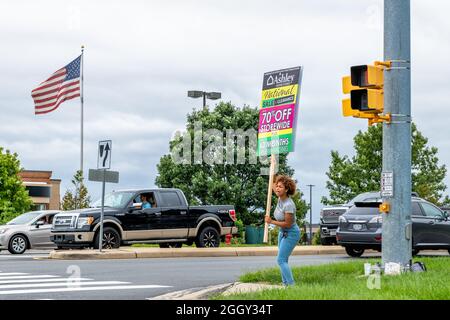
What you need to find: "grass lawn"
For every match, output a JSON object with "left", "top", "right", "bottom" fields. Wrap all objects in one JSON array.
[{"left": 215, "top": 257, "right": 450, "bottom": 300}]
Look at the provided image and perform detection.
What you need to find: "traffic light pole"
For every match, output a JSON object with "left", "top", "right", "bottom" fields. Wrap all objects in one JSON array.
[{"left": 382, "top": 0, "right": 412, "bottom": 269}]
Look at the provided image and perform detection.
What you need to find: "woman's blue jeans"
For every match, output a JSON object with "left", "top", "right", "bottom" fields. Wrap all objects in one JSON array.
[{"left": 277, "top": 224, "right": 301, "bottom": 286}]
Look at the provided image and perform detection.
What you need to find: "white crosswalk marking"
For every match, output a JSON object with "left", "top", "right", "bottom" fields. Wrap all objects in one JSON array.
[
  {"left": 0, "top": 271, "right": 171, "bottom": 296},
  {"left": 0, "top": 285, "right": 171, "bottom": 295},
  {"left": 0, "top": 281, "right": 128, "bottom": 289},
  {"left": 0, "top": 278, "right": 91, "bottom": 284},
  {"left": 0, "top": 275, "right": 60, "bottom": 280}
]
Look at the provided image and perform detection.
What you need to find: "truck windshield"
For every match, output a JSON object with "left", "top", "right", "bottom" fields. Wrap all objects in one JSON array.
[{"left": 92, "top": 192, "right": 135, "bottom": 209}]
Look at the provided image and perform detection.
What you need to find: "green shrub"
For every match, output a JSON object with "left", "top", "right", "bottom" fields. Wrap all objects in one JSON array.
[{"left": 312, "top": 230, "right": 322, "bottom": 245}]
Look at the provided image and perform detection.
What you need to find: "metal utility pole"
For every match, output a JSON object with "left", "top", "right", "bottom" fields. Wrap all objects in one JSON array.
[
  {"left": 307, "top": 184, "right": 314, "bottom": 245},
  {"left": 382, "top": 0, "right": 412, "bottom": 268}
]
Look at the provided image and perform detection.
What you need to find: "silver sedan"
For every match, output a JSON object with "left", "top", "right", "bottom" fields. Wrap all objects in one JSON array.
[{"left": 0, "top": 210, "right": 60, "bottom": 254}]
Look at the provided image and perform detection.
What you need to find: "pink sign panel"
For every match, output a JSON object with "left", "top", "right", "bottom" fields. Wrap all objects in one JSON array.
[{"left": 258, "top": 104, "right": 296, "bottom": 133}]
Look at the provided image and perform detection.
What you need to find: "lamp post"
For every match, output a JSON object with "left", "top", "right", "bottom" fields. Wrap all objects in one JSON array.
[
  {"left": 307, "top": 184, "right": 315, "bottom": 245},
  {"left": 188, "top": 90, "right": 222, "bottom": 109}
]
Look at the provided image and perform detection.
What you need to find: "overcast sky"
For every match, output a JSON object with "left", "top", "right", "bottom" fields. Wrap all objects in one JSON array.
[{"left": 1, "top": 0, "right": 449, "bottom": 223}]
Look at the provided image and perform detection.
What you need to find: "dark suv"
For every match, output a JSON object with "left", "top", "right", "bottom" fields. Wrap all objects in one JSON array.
[
  {"left": 336, "top": 196, "right": 450, "bottom": 257},
  {"left": 320, "top": 191, "right": 382, "bottom": 245}
]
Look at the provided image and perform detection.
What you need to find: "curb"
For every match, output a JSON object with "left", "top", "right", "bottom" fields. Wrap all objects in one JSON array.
[
  {"left": 149, "top": 282, "right": 284, "bottom": 300},
  {"left": 48, "top": 246, "right": 347, "bottom": 260},
  {"left": 148, "top": 283, "right": 235, "bottom": 300}
]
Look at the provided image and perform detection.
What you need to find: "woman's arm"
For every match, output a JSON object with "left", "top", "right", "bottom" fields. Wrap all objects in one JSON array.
[{"left": 265, "top": 212, "right": 294, "bottom": 229}]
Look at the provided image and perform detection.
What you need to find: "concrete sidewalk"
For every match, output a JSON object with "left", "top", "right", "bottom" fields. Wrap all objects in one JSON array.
[{"left": 48, "top": 245, "right": 346, "bottom": 260}]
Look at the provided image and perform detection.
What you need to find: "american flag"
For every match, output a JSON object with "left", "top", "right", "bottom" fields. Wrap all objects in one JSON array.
[{"left": 31, "top": 55, "right": 81, "bottom": 115}]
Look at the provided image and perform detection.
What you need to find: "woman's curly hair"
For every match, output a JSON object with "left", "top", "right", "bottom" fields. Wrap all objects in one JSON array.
[{"left": 274, "top": 175, "right": 297, "bottom": 197}]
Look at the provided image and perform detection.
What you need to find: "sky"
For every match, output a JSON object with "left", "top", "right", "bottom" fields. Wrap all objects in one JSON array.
[{"left": 1, "top": 0, "right": 449, "bottom": 223}]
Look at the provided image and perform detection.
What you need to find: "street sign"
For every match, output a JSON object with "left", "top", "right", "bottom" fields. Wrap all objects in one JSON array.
[
  {"left": 97, "top": 140, "right": 112, "bottom": 169},
  {"left": 381, "top": 171, "right": 394, "bottom": 197},
  {"left": 88, "top": 165, "right": 118, "bottom": 253},
  {"left": 257, "top": 66, "right": 303, "bottom": 156},
  {"left": 88, "top": 169, "right": 119, "bottom": 183}
]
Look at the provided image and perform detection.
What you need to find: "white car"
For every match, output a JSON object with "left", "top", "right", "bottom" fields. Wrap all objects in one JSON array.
[{"left": 0, "top": 210, "right": 60, "bottom": 254}]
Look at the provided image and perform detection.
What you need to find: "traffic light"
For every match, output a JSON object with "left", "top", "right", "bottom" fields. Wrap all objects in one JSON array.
[{"left": 342, "top": 61, "right": 391, "bottom": 126}]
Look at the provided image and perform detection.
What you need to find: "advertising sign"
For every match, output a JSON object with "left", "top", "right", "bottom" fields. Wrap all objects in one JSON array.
[{"left": 258, "top": 66, "right": 303, "bottom": 156}]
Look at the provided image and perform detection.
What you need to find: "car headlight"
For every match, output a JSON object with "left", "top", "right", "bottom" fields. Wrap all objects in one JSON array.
[
  {"left": 0, "top": 228, "right": 8, "bottom": 234},
  {"left": 338, "top": 216, "right": 348, "bottom": 224},
  {"left": 77, "top": 216, "right": 94, "bottom": 228},
  {"left": 369, "top": 215, "right": 383, "bottom": 224}
]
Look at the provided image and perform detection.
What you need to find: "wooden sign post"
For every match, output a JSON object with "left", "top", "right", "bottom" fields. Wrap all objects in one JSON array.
[{"left": 263, "top": 154, "right": 276, "bottom": 243}]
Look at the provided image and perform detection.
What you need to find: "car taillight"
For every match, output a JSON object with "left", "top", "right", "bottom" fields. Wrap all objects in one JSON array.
[
  {"left": 229, "top": 209, "right": 236, "bottom": 222},
  {"left": 375, "top": 235, "right": 382, "bottom": 242}
]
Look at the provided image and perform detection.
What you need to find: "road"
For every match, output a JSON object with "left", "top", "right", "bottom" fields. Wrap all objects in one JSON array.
[{"left": 0, "top": 250, "right": 447, "bottom": 300}]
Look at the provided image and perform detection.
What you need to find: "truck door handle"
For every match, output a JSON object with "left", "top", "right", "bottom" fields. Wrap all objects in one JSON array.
[
  {"left": 116, "top": 213, "right": 125, "bottom": 217},
  {"left": 155, "top": 212, "right": 161, "bottom": 216}
]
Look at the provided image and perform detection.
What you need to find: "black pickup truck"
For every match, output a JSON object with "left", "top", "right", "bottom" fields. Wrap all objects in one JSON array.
[{"left": 51, "top": 188, "right": 238, "bottom": 249}]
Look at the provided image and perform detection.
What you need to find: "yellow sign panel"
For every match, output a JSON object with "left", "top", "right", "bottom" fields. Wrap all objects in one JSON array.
[
  {"left": 258, "top": 128, "right": 293, "bottom": 139},
  {"left": 260, "top": 84, "right": 298, "bottom": 108}
]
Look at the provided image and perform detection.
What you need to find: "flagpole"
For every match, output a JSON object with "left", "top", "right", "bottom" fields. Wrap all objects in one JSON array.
[{"left": 80, "top": 45, "right": 84, "bottom": 177}]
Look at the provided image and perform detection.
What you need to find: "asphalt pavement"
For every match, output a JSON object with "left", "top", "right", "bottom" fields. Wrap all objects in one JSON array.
[{"left": 0, "top": 253, "right": 361, "bottom": 300}]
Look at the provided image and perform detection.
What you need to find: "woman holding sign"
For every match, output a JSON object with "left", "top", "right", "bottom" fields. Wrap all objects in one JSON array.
[{"left": 265, "top": 175, "right": 301, "bottom": 286}]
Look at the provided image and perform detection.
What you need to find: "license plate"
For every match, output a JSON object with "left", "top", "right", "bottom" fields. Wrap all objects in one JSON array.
[
  {"left": 330, "top": 230, "right": 336, "bottom": 236},
  {"left": 353, "top": 224, "right": 363, "bottom": 231}
]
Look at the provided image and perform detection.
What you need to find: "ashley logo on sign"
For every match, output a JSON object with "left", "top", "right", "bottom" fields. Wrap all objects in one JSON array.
[
  {"left": 262, "top": 67, "right": 300, "bottom": 91},
  {"left": 266, "top": 73, "right": 295, "bottom": 87}
]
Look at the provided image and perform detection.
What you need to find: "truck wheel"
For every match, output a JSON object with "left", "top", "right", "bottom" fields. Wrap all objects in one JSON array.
[
  {"left": 93, "top": 227, "right": 121, "bottom": 249},
  {"left": 8, "top": 234, "right": 28, "bottom": 254},
  {"left": 159, "top": 243, "right": 182, "bottom": 248},
  {"left": 345, "top": 247, "right": 365, "bottom": 258},
  {"left": 196, "top": 227, "right": 220, "bottom": 248}
]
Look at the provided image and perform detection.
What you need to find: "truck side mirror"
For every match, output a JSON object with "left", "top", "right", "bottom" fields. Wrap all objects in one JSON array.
[{"left": 35, "top": 220, "right": 44, "bottom": 228}]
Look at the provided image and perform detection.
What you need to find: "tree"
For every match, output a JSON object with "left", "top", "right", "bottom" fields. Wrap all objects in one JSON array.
[
  {"left": 156, "top": 102, "right": 308, "bottom": 225},
  {"left": 61, "top": 170, "right": 91, "bottom": 210},
  {"left": 322, "top": 123, "right": 449, "bottom": 206},
  {"left": 0, "top": 147, "right": 32, "bottom": 224}
]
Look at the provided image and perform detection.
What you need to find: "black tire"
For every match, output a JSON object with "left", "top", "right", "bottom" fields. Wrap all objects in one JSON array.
[
  {"left": 345, "top": 247, "right": 365, "bottom": 258},
  {"left": 159, "top": 243, "right": 182, "bottom": 248},
  {"left": 448, "top": 249, "right": 450, "bottom": 255},
  {"left": 8, "top": 234, "right": 28, "bottom": 254},
  {"left": 93, "top": 227, "right": 121, "bottom": 249},
  {"left": 195, "top": 226, "right": 220, "bottom": 248}
]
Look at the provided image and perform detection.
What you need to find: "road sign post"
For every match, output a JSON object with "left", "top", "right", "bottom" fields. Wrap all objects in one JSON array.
[
  {"left": 89, "top": 140, "right": 118, "bottom": 252},
  {"left": 100, "top": 168, "right": 106, "bottom": 253},
  {"left": 382, "top": 0, "right": 412, "bottom": 269}
]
